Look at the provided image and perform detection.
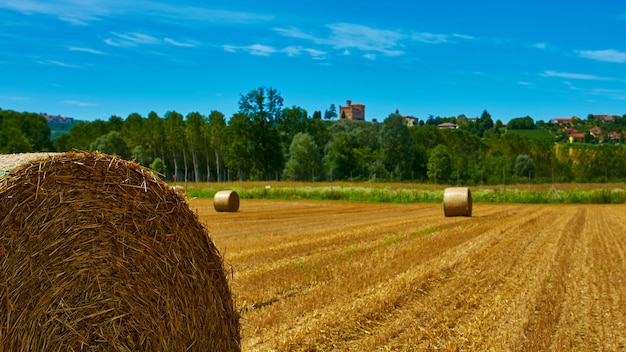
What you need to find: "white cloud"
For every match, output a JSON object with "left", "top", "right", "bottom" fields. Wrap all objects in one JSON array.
[
  {"left": 412, "top": 32, "right": 448, "bottom": 44},
  {"left": 0, "top": 0, "right": 274, "bottom": 25},
  {"left": 577, "top": 49, "right": 626, "bottom": 63},
  {"left": 37, "top": 60, "right": 77, "bottom": 68},
  {"left": 164, "top": 38, "right": 196, "bottom": 48},
  {"left": 275, "top": 23, "right": 405, "bottom": 56},
  {"left": 589, "top": 88, "right": 626, "bottom": 100},
  {"left": 327, "top": 23, "right": 405, "bottom": 56},
  {"left": 363, "top": 53, "right": 376, "bottom": 60},
  {"left": 412, "top": 32, "right": 476, "bottom": 44},
  {"left": 532, "top": 43, "right": 547, "bottom": 49},
  {"left": 0, "top": 95, "right": 29, "bottom": 101},
  {"left": 69, "top": 47, "right": 105, "bottom": 55},
  {"left": 281, "top": 46, "right": 326, "bottom": 59},
  {"left": 223, "top": 44, "right": 276, "bottom": 56},
  {"left": 517, "top": 81, "right": 532, "bottom": 86},
  {"left": 222, "top": 45, "right": 237, "bottom": 53},
  {"left": 273, "top": 27, "right": 320, "bottom": 43},
  {"left": 62, "top": 100, "right": 97, "bottom": 107},
  {"left": 452, "top": 33, "right": 477, "bottom": 41},
  {"left": 543, "top": 70, "right": 613, "bottom": 81},
  {"left": 105, "top": 32, "right": 159, "bottom": 47}
]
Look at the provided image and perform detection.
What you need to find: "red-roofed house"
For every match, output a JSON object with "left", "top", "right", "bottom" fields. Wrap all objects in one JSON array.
[{"left": 551, "top": 117, "right": 573, "bottom": 125}]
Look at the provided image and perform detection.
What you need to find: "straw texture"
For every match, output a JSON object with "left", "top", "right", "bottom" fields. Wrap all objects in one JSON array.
[
  {"left": 0, "top": 152, "right": 240, "bottom": 351},
  {"left": 214, "top": 190, "right": 240, "bottom": 212},
  {"left": 443, "top": 187, "right": 473, "bottom": 217}
]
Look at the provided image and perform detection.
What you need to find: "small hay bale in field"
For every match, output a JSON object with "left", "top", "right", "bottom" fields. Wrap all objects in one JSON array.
[
  {"left": 443, "top": 187, "right": 472, "bottom": 217},
  {"left": 214, "top": 190, "right": 240, "bottom": 212},
  {"left": 0, "top": 152, "right": 240, "bottom": 351}
]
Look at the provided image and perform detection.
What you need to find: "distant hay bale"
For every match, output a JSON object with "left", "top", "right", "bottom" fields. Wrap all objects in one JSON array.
[
  {"left": 171, "top": 184, "right": 186, "bottom": 195},
  {"left": 214, "top": 190, "right": 240, "bottom": 212},
  {"left": 443, "top": 187, "right": 472, "bottom": 217},
  {"left": 0, "top": 152, "right": 240, "bottom": 351}
]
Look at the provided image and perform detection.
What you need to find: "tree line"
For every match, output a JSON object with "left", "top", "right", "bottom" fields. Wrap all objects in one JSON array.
[{"left": 2, "top": 87, "right": 626, "bottom": 184}]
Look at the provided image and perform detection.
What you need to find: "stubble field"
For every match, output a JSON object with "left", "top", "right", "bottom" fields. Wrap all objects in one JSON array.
[{"left": 189, "top": 198, "right": 626, "bottom": 351}]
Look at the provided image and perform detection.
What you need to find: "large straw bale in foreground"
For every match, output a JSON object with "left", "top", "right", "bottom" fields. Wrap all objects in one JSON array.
[
  {"left": 0, "top": 152, "right": 240, "bottom": 351},
  {"left": 443, "top": 187, "right": 472, "bottom": 217}
]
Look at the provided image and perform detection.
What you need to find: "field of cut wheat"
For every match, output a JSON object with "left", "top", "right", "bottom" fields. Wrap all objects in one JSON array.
[{"left": 189, "top": 198, "right": 626, "bottom": 351}]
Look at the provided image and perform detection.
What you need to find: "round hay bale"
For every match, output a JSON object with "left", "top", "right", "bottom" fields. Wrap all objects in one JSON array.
[
  {"left": 0, "top": 152, "right": 240, "bottom": 351},
  {"left": 443, "top": 187, "right": 472, "bottom": 217},
  {"left": 214, "top": 190, "right": 240, "bottom": 212}
]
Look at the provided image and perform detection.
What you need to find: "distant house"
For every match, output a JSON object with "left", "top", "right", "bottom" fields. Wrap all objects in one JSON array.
[
  {"left": 339, "top": 100, "right": 365, "bottom": 121},
  {"left": 589, "top": 127, "right": 602, "bottom": 137},
  {"left": 568, "top": 132, "right": 585, "bottom": 143},
  {"left": 394, "top": 109, "right": 418, "bottom": 126},
  {"left": 438, "top": 122, "right": 457, "bottom": 130},
  {"left": 608, "top": 131, "right": 621, "bottom": 141},
  {"left": 551, "top": 117, "right": 574, "bottom": 125}
]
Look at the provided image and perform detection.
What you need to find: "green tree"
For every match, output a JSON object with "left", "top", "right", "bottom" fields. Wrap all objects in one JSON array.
[
  {"left": 324, "top": 104, "right": 338, "bottom": 120},
  {"left": 278, "top": 106, "right": 308, "bottom": 154},
  {"left": 89, "top": 131, "right": 129, "bottom": 158},
  {"left": 0, "top": 125, "right": 31, "bottom": 153},
  {"left": 131, "top": 145, "right": 151, "bottom": 166},
  {"left": 208, "top": 110, "right": 227, "bottom": 182},
  {"left": 238, "top": 86, "right": 284, "bottom": 124},
  {"left": 185, "top": 111, "right": 206, "bottom": 182},
  {"left": 513, "top": 154, "right": 536, "bottom": 180},
  {"left": 164, "top": 111, "right": 186, "bottom": 181},
  {"left": 508, "top": 116, "right": 535, "bottom": 130},
  {"left": 54, "top": 119, "right": 109, "bottom": 151},
  {"left": 324, "top": 133, "right": 355, "bottom": 180},
  {"left": 225, "top": 112, "right": 254, "bottom": 180},
  {"left": 379, "top": 113, "right": 415, "bottom": 180},
  {"left": 145, "top": 111, "right": 165, "bottom": 161},
  {"left": 427, "top": 144, "right": 452, "bottom": 184},
  {"left": 150, "top": 157, "right": 165, "bottom": 174},
  {"left": 283, "top": 133, "right": 322, "bottom": 181},
  {"left": 122, "top": 113, "right": 145, "bottom": 152},
  {"left": 238, "top": 87, "right": 285, "bottom": 179}
]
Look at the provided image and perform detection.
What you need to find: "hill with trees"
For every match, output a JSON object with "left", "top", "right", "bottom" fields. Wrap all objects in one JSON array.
[{"left": 2, "top": 87, "right": 626, "bottom": 184}]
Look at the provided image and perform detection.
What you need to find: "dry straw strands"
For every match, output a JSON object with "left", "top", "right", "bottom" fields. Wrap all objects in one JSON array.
[
  {"left": 0, "top": 152, "right": 240, "bottom": 351},
  {"left": 443, "top": 187, "right": 473, "bottom": 217},
  {"left": 214, "top": 190, "right": 240, "bottom": 212}
]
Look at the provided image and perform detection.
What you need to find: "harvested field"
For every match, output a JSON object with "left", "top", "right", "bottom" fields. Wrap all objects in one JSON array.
[{"left": 190, "top": 198, "right": 626, "bottom": 351}]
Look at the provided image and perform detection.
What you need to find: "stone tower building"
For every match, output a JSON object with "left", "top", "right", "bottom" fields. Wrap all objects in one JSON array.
[{"left": 339, "top": 100, "right": 365, "bottom": 121}]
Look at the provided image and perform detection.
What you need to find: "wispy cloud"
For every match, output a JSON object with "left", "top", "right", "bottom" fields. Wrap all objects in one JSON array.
[
  {"left": 223, "top": 44, "right": 276, "bottom": 56},
  {"left": 274, "top": 24, "right": 477, "bottom": 59},
  {"left": 532, "top": 42, "right": 548, "bottom": 49},
  {"left": 0, "top": 0, "right": 105, "bottom": 25},
  {"left": 62, "top": 100, "right": 97, "bottom": 107},
  {"left": 164, "top": 38, "right": 196, "bottom": 48},
  {"left": 145, "top": 3, "right": 274, "bottom": 24},
  {"left": 576, "top": 49, "right": 626, "bottom": 63},
  {"left": 412, "top": 32, "right": 448, "bottom": 44},
  {"left": 412, "top": 32, "right": 476, "bottom": 44},
  {"left": 326, "top": 23, "right": 405, "bottom": 56},
  {"left": 37, "top": 60, "right": 77, "bottom": 68},
  {"left": 69, "top": 47, "right": 105, "bottom": 55},
  {"left": 588, "top": 88, "right": 626, "bottom": 100},
  {"left": 275, "top": 23, "right": 406, "bottom": 57},
  {"left": 105, "top": 32, "right": 159, "bottom": 47},
  {"left": 281, "top": 46, "right": 326, "bottom": 59},
  {"left": 543, "top": 70, "right": 613, "bottom": 81},
  {"left": 0, "top": 95, "right": 29, "bottom": 101},
  {"left": 0, "top": 1, "right": 273, "bottom": 25}
]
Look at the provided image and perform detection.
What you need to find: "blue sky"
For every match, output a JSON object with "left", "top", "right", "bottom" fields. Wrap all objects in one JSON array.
[{"left": 1, "top": 1, "right": 625, "bottom": 123}]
